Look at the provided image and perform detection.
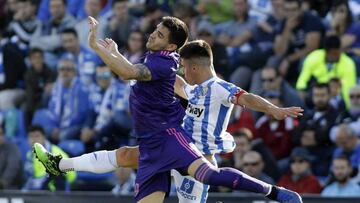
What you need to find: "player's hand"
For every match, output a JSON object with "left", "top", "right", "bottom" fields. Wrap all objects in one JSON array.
[
  {"left": 104, "top": 38, "right": 119, "bottom": 54},
  {"left": 269, "top": 106, "right": 304, "bottom": 120},
  {"left": 88, "top": 16, "right": 99, "bottom": 50}
]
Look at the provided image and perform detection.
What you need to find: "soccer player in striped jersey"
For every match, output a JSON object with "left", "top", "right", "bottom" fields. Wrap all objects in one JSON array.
[{"left": 34, "top": 16, "right": 303, "bottom": 203}]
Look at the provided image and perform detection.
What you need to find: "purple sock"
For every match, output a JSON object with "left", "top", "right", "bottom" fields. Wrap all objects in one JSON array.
[{"left": 194, "top": 163, "right": 271, "bottom": 194}]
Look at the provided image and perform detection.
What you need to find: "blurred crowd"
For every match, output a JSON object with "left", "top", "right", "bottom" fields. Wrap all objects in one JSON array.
[{"left": 0, "top": 0, "right": 360, "bottom": 198}]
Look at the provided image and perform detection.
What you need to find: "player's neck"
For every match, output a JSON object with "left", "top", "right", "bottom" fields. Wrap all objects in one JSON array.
[{"left": 197, "top": 70, "right": 215, "bottom": 85}]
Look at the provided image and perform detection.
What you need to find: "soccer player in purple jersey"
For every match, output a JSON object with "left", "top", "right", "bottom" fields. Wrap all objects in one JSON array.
[{"left": 34, "top": 16, "right": 303, "bottom": 203}]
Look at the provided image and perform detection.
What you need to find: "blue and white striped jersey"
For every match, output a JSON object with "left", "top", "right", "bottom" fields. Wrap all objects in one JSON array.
[{"left": 182, "top": 76, "right": 242, "bottom": 155}]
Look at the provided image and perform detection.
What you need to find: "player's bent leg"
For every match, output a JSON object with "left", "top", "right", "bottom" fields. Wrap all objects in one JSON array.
[
  {"left": 172, "top": 170, "right": 209, "bottom": 203},
  {"left": 115, "top": 146, "right": 139, "bottom": 169},
  {"left": 137, "top": 191, "right": 165, "bottom": 203},
  {"left": 187, "top": 158, "right": 303, "bottom": 203}
]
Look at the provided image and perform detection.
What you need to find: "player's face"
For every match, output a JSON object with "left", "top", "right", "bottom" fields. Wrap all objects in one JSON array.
[
  {"left": 146, "top": 23, "right": 172, "bottom": 51},
  {"left": 181, "top": 58, "right": 196, "bottom": 85}
]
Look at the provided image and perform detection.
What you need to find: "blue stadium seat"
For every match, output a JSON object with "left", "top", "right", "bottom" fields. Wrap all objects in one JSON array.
[{"left": 58, "top": 139, "right": 85, "bottom": 157}]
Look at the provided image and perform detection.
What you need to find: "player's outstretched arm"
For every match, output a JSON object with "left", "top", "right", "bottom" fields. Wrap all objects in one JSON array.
[
  {"left": 230, "top": 91, "right": 303, "bottom": 120},
  {"left": 88, "top": 16, "right": 152, "bottom": 81},
  {"left": 174, "top": 75, "right": 188, "bottom": 99}
]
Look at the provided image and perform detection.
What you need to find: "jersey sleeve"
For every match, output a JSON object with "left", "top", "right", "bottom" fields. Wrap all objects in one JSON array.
[
  {"left": 216, "top": 81, "right": 246, "bottom": 105},
  {"left": 143, "top": 55, "right": 176, "bottom": 81}
]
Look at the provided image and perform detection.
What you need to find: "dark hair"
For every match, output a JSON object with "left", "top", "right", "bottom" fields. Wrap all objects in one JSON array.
[
  {"left": 61, "top": 28, "right": 78, "bottom": 38},
  {"left": 29, "top": 47, "right": 44, "bottom": 56},
  {"left": 262, "top": 66, "right": 280, "bottom": 77},
  {"left": 312, "top": 82, "right": 330, "bottom": 92},
  {"left": 161, "top": 16, "right": 189, "bottom": 50},
  {"left": 28, "top": 125, "right": 45, "bottom": 135},
  {"left": 112, "top": 0, "right": 128, "bottom": 7},
  {"left": 179, "top": 40, "right": 212, "bottom": 61},
  {"left": 333, "top": 154, "right": 351, "bottom": 166},
  {"left": 332, "top": 0, "right": 353, "bottom": 28},
  {"left": 233, "top": 128, "right": 253, "bottom": 141},
  {"left": 329, "top": 77, "right": 341, "bottom": 84},
  {"left": 285, "top": 0, "right": 302, "bottom": 6},
  {"left": 324, "top": 35, "right": 341, "bottom": 51},
  {"left": 18, "top": 0, "right": 38, "bottom": 5},
  {"left": 51, "top": 0, "right": 67, "bottom": 6}
]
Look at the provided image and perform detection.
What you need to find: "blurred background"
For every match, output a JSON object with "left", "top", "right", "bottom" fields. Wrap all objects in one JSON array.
[{"left": 0, "top": 0, "right": 360, "bottom": 202}]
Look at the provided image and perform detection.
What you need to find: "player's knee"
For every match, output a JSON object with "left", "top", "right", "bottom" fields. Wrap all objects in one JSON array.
[{"left": 115, "top": 146, "right": 138, "bottom": 168}]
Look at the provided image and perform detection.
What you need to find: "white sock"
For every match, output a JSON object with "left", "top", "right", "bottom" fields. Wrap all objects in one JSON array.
[{"left": 59, "top": 150, "right": 118, "bottom": 173}]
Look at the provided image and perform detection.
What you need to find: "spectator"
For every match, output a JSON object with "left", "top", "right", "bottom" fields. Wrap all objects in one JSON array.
[
  {"left": 296, "top": 35, "right": 356, "bottom": 108},
  {"left": 172, "top": 2, "right": 198, "bottom": 39},
  {"left": 24, "top": 48, "right": 56, "bottom": 126},
  {"left": 81, "top": 65, "right": 113, "bottom": 151},
  {"left": 295, "top": 83, "right": 337, "bottom": 176},
  {"left": 321, "top": 155, "right": 360, "bottom": 197},
  {"left": 36, "top": 58, "right": 90, "bottom": 143},
  {"left": 277, "top": 147, "right": 322, "bottom": 194},
  {"left": 75, "top": 0, "right": 107, "bottom": 48},
  {"left": 138, "top": 5, "right": 164, "bottom": 36},
  {"left": 0, "top": 117, "right": 23, "bottom": 189},
  {"left": 242, "top": 150, "right": 275, "bottom": 184},
  {"left": 329, "top": 77, "right": 346, "bottom": 113},
  {"left": 221, "top": 128, "right": 280, "bottom": 180},
  {"left": 229, "top": 0, "right": 285, "bottom": 90},
  {"left": 196, "top": 26, "right": 230, "bottom": 80},
  {"left": 0, "top": 0, "right": 19, "bottom": 32},
  {"left": 347, "top": 85, "right": 360, "bottom": 121},
  {"left": 61, "top": 28, "right": 101, "bottom": 85},
  {"left": 248, "top": 0, "right": 272, "bottom": 21},
  {"left": 111, "top": 167, "right": 136, "bottom": 195},
  {"left": 0, "top": 40, "right": 27, "bottom": 110},
  {"left": 330, "top": 85, "right": 360, "bottom": 143},
  {"left": 274, "top": 0, "right": 324, "bottom": 84},
  {"left": 6, "top": 0, "right": 42, "bottom": 48},
  {"left": 23, "top": 125, "right": 76, "bottom": 191},
  {"left": 217, "top": 0, "right": 258, "bottom": 75},
  {"left": 30, "top": 0, "right": 77, "bottom": 52},
  {"left": 121, "top": 29, "right": 145, "bottom": 64},
  {"left": 196, "top": 0, "right": 234, "bottom": 25},
  {"left": 333, "top": 124, "right": 360, "bottom": 169},
  {"left": 92, "top": 76, "right": 131, "bottom": 150},
  {"left": 327, "top": 0, "right": 360, "bottom": 77},
  {"left": 250, "top": 66, "right": 305, "bottom": 115},
  {"left": 104, "top": 0, "right": 139, "bottom": 50},
  {"left": 255, "top": 91, "right": 297, "bottom": 160}
]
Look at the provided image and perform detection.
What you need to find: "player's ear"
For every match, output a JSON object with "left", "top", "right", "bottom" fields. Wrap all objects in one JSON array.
[{"left": 167, "top": 43, "right": 177, "bottom": 51}]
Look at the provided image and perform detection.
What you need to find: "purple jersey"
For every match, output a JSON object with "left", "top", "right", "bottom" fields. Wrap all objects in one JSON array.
[{"left": 130, "top": 51, "right": 185, "bottom": 138}]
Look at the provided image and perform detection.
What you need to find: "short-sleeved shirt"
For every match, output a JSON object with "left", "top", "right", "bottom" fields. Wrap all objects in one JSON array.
[
  {"left": 130, "top": 51, "right": 185, "bottom": 138},
  {"left": 182, "top": 76, "right": 245, "bottom": 155},
  {"left": 276, "top": 11, "right": 324, "bottom": 54}
]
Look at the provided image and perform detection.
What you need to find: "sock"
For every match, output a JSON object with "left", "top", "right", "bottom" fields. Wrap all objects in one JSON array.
[
  {"left": 59, "top": 150, "right": 118, "bottom": 173},
  {"left": 194, "top": 163, "right": 271, "bottom": 194}
]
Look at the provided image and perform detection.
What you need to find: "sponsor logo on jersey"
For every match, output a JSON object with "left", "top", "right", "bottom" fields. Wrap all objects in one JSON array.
[
  {"left": 186, "top": 103, "right": 204, "bottom": 118},
  {"left": 177, "top": 178, "right": 196, "bottom": 200}
]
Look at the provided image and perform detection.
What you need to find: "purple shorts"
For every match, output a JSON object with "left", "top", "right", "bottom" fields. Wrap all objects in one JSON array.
[{"left": 134, "top": 127, "right": 202, "bottom": 202}]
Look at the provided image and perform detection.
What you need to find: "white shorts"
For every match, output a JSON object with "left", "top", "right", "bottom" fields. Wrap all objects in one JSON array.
[
  {"left": 171, "top": 170, "right": 209, "bottom": 203},
  {"left": 171, "top": 156, "right": 218, "bottom": 203}
]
